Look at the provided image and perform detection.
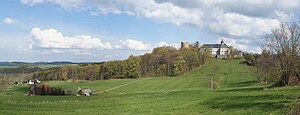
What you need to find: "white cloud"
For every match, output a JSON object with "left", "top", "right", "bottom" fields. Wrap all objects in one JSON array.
[
  {"left": 120, "top": 39, "right": 150, "bottom": 50},
  {"left": 20, "top": 0, "right": 300, "bottom": 53},
  {"left": 20, "top": 0, "right": 290, "bottom": 36},
  {"left": 217, "top": 37, "right": 262, "bottom": 53},
  {"left": 114, "top": 45, "right": 122, "bottom": 49},
  {"left": 119, "top": 39, "right": 180, "bottom": 51},
  {"left": 89, "top": 12, "right": 98, "bottom": 16},
  {"left": 158, "top": 41, "right": 168, "bottom": 47},
  {"left": 21, "top": 1, "right": 295, "bottom": 33},
  {"left": 105, "top": 54, "right": 119, "bottom": 58},
  {"left": 209, "top": 12, "right": 280, "bottom": 37},
  {"left": 117, "top": 39, "right": 180, "bottom": 51},
  {"left": 3, "top": 17, "right": 17, "bottom": 24},
  {"left": 28, "top": 44, "right": 33, "bottom": 49},
  {"left": 25, "top": 28, "right": 180, "bottom": 56},
  {"left": 158, "top": 41, "right": 180, "bottom": 49},
  {"left": 28, "top": 28, "right": 113, "bottom": 50},
  {"left": 20, "top": 0, "right": 44, "bottom": 6}
]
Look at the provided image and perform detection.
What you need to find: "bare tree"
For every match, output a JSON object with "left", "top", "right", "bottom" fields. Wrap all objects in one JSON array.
[{"left": 264, "top": 22, "right": 300, "bottom": 86}]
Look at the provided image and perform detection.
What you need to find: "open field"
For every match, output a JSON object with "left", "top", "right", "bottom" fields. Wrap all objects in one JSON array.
[{"left": 0, "top": 59, "right": 299, "bottom": 114}]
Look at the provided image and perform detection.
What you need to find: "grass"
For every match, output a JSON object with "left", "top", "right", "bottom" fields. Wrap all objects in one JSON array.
[{"left": 0, "top": 58, "right": 299, "bottom": 114}]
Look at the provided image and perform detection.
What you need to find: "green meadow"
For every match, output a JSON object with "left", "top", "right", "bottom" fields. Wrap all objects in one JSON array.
[{"left": 1, "top": 59, "right": 299, "bottom": 114}]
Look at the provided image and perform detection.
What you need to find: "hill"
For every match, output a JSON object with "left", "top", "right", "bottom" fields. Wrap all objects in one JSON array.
[
  {"left": 0, "top": 61, "right": 96, "bottom": 74},
  {"left": 0, "top": 58, "right": 299, "bottom": 114},
  {"left": 0, "top": 61, "right": 94, "bottom": 67}
]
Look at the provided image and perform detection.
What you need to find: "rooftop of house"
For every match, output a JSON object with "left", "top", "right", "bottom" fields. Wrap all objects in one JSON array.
[{"left": 200, "top": 44, "right": 229, "bottom": 48}]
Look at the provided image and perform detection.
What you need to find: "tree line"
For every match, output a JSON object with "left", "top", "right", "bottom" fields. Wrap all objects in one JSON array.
[
  {"left": 0, "top": 67, "right": 42, "bottom": 74},
  {"left": 246, "top": 22, "right": 300, "bottom": 86},
  {"left": 33, "top": 46, "right": 209, "bottom": 81}
]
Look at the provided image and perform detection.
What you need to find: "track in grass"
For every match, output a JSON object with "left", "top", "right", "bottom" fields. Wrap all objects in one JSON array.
[{"left": 94, "top": 78, "right": 153, "bottom": 94}]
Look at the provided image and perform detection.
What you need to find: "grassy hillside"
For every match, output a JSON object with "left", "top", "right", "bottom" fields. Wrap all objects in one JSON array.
[{"left": 0, "top": 58, "right": 299, "bottom": 114}]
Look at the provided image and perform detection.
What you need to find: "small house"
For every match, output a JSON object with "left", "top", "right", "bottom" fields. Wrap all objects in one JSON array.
[
  {"left": 77, "top": 88, "right": 92, "bottom": 96},
  {"left": 27, "top": 79, "right": 42, "bottom": 85},
  {"left": 28, "top": 80, "right": 34, "bottom": 85}
]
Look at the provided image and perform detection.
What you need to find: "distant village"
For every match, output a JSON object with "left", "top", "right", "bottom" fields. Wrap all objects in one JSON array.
[{"left": 180, "top": 39, "right": 243, "bottom": 59}]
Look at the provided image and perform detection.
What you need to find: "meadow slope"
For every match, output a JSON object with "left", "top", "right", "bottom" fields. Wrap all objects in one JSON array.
[{"left": 0, "top": 59, "right": 299, "bottom": 114}]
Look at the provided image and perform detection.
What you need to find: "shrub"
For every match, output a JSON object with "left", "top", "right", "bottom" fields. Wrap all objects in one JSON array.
[{"left": 30, "top": 84, "right": 66, "bottom": 96}]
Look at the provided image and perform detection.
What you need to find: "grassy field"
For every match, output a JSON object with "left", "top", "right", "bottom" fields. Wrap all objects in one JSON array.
[{"left": 0, "top": 58, "right": 299, "bottom": 114}]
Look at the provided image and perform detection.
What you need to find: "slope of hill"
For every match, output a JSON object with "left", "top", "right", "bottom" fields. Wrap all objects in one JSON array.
[{"left": 0, "top": 58, "right": 299, "bottom": 114}]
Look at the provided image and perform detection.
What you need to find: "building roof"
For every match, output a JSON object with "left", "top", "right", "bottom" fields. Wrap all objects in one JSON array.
[
  {"left": 200, "top": 44, "right": 229, "bottom": 48},
  {"left": 80, "top": 89, "right": 92, "bottom": 93}
]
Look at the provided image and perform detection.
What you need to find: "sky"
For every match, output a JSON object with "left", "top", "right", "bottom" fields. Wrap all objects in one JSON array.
[{"left": 0, "top": 0, "right": 299, "bottom": 62}]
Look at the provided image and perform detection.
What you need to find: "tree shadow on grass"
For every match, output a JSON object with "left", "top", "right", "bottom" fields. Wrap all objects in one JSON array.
[
  {"left": 14, "top": 86, "right": 28, "bottom": 92},
  {"left": 216, "top": 80, "right": 264, "bottom": 92},
  {"left": 0, "top": 86, "right": 28, "bottom": 96},
  {"left": 216, "top": 87, "right": 264, "bottom": 92},
  {"left": 201, "top": 94, "right": 289, "bottom": 112},
  {"left": 1, "top": 86, "right": 28, "bottom": 93},
  {"left": 229, "top": 80, "right": 258, "bottom": 87}
]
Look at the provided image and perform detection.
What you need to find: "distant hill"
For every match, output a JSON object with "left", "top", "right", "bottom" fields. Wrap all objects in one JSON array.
[
  {"left": 0, "top": 61, "right": 94, "bottom": 67},
  {"left": 33, "top": 61, "right": 77, "bottom": 65},
  {"left": 0, "top": 62, "right": 30, "bottom": 67},
  {"left": 0, "top": 61, "right": 98, "bottom": 74}
]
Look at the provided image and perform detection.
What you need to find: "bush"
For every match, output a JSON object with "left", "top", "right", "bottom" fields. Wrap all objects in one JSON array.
[{"left": 31, "top": 84, "right": 66, "bottom": 96}]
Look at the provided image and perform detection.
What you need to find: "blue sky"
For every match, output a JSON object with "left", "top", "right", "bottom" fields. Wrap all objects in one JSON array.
[{"left": 1, "top": 0, "right": 299, "bottom": 62}]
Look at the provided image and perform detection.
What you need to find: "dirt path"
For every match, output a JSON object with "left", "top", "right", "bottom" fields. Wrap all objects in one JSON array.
[{"left": 94, "top": 78, "right": 152, "bottom": 94}]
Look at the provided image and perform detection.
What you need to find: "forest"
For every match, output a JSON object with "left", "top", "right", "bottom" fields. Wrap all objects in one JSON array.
[{"left": 32, "top": 46, "right": 210, "bottom": 81}]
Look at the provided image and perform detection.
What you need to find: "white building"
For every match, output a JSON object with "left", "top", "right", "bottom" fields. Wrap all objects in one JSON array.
[
  {"left": 27, "top": 79, "right": 42, "bottom": 85},
  {"left": 200, "top": 39, "right": 229, "bottom": 58}
]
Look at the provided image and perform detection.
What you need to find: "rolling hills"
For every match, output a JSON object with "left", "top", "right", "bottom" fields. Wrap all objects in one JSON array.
[{"left": 0, "top": 58, "right": 299, "bottom": 114}]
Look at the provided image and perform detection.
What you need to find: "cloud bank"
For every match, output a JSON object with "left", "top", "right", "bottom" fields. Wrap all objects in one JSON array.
[
  {"left": 21, "top": 0, "right": 300, "bottom": 53},
  {"left": 29, "top": 28, "right": 113, "bottom": 50},
  {"left": 25, "top": 28, "right": 177, "bottom": 55}
]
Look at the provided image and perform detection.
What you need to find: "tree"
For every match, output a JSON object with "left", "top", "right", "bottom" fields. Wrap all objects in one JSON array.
[
  {"left": 264, "top": 22, "right": 300, "bottom": 86},
  {"left": 33, "top": 43, "right": 208, "bottom": 80},
  {"left": 151, "top": 46, "right": 176, "bottom": 76},
  {"left": 256, "top": 50, "right": 280, "bottom": 84},
  {"left": 105, "top": 61, "right": 120, "bottom": 79},
  {"left": 122, "top": 55, "right": 142, "bottom": 78},
  {"left": 180, "top": 48, "right": 200, "bottom": 71},
  {"left": 140, "top": 53, "right": 153, "bottom": 76},
  {"left": 173, "top": 53, "right": 187, "bottom": 76},
  {"left": 94, "top": 64, "right": 101, "bottom": 80},
  {"left": 84, "top": 64, "right": 95, "bottom": 80},
  {"left": 0, "top": 78, "right": 5, "bottom": 91},
  {"left": 73, "top": 65, "right": 81, "bottom": 80},
  {"left": 244, "top": 53, "right": 255, "bottom": 66},
  {"left": 227, "top": 46, "right": 234, "bottom": 59},
  {"left": 199, "top": 48, "right": 210, "bottom": 65},
  {"left": 61, "top": 66, "right": 68, "bottom": 80}
]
